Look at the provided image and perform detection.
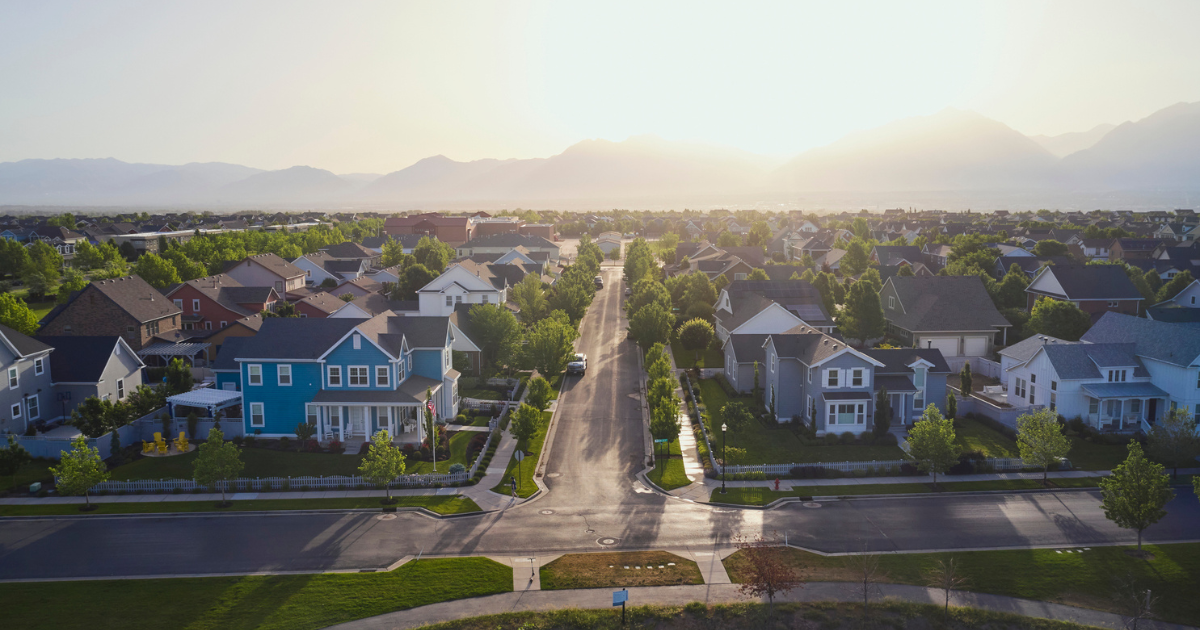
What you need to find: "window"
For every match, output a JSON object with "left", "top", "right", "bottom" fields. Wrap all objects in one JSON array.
[
  {"left": 1050, "top": 392, "right": 1056, "bottom": 411},
  {"left": 398, "top": 357, "right": 405, "bottom": 381},
  {"left": 1030, "top": 374, "right": 1036, "bottom": 383},
  {"left": 482, "top": 294, "right": 490, "bottom": 304},
  {"left": 1014, "top": 377, "right": 1026, "bottom": 399},
  {"left": 278, "top": 364, "right": 292, "bottom": 386},
  {"left": 828, "top": 402, "right": 866, "bottom": 425},
  {"left": 1051, "top": 381, "right": 1057, "bottom": 391},
  {"left": 250, "top": 402, "right": 265, "bottom": 427},
  {"left": 770, "top": 355, "right": 776, "bottom": 373},
  {"left": 173, "top": 299, "right": 183, "bottom": 310},
  {"left": 353, "top": 334, "right": 361, "bottom": 350},
  {"left": 25, "top": 395, "right": 38, "bottom": 420},
  {"left": 1108, "top": 301, "right": 1119, "bottom": 308},
  {"left": 7, "top": 366, "right": 17, "bottom": 389},
  {"left": 306, "top": 405, "right": 319, "bottom": 427},
  {"left": 445, "top": 295, "right": 453, "bottom": 306},
  {"left": 444, "top": 349, "right": 450, "bottom": 370},
  {"left": 10, "top": 403, "right": 20, "bottom": 419},
  {"left": 734, "top": 273, "right": 747, "bottom": 281},
  {"left": 913, "top": 367, "right": 926, "bottom": 388},
  {"left": 376, "top": 366, "right": 389, "bottom": 387},
  {"left": 1089, "top": 398, "right": 1099, "bottom": 415},
  {"left": 888, "top": 296, "right": 895, "bottom": 309},
  {"left": 455, "top": 295, "right": 462, "bottom": 304},
  {"left": 826, "top": 369, "right": 840, "bottom": 388},
  {"left": 248, "top": 364, "right": 262, "bottom": 386},
  {"left": 349, "top": 366, "right": 369, "bottom": 387},
  {"left": 34, "top": 358, "right": 43, "bottom": 376},
  {"left": 188, "top": 298, "right": 198, "bottom": 312},
  {"left": 807, "top": 368, "right": 811, "bottom": 384},
  {"left": 328, "top": 365, "right": 342, "bottom": 386},
  {"left": 146, "top": 320, "right": 160, "bottom": 336},
  {"left": 117, "top": 378, "right": 125, "bottom": 400},
  {"left": 327, "top": 406, "right": 341, "bottom": 428},
  {"left": 407, "top": 355, "right": 412, "bottom": 371},
  {"left": 1130, "top": 399, "right": 1142, "bottom": 414},
  {"left": 1108, "top": 370, "right": 1127, "bottom": 382},
  {"left": 851, "top": 368, "right": 865, "bottom": 388},
  {"left": 274, "top": 281, "right": 283, "bottom": 291},
  {"left": 220, "top": 321, "right": 227, "bottom": 328},
  {"left": 1029, "top": 385, "right": 1035, "bottom": 404},
  {"left": 204, "top": 321, "right": 212, "bottom": 331}
]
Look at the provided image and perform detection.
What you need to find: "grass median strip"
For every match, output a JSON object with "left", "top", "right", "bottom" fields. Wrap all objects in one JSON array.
[
  {"left": 723, "top": 544, "right": 1200, "bottom": 626},
  {"left": 648, "top": 438, "right": 691, "bottom": 491},
  {"left": 710, "top": 477, "right": 1104, "bottom": 504},
  {"left": 0, "top": 557, "right": 511, "bottom": 630},
  {"left": 540, "top": 551, "right": 703, "bottom": 590},
  {"left": 0, "top": 495, "right": 482, "bottom": 517},
  {"left": 490, "top": 410, "right": 551, "bottom": 498}
]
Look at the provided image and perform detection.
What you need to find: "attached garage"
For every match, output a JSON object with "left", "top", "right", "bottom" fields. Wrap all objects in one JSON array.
[
  {"left": 923, "top": 337, "right": 959, "bottom": 357},
  {"left": 963, "top": 336, "right": 989, "bottom": 357}
]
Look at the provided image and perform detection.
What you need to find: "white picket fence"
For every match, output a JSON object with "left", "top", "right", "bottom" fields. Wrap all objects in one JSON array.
[
  {"left": 719, "top": 456, "right": 1027, "bottom": 476},
  {"left": 93, "top": 472, "right": 468, "bottom": 494}
]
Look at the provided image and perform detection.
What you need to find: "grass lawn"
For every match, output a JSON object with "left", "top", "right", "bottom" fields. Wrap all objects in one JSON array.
[
  {"left": 670, "top": 339, "right": 723, "bottom": 369},
  {"left": 1, "top": 458, "right": 56, "bottom": 494},
  {"left": 724, "top": 543, "right": 1200, "bottom": 626},
  {"left": 408, "top": 601, "right": 1104, "bottom": 630},
  {"left": 109, "top": 433, "right": 474, "bottom": 479},
  {"left": 710, "top": 477, "right": 1104, "bottom": 505},
  {"left": 0, "top": 557, "right": 511, "bottom": 630},
  {"left": 647, "top": 438, "right": 691, "bottom": 491},
  {"left": 954, "top": 417, "right": 1018, "bottom": 458},
  {"left": 0, "top": 495, "right": 482, "bottom": 516},
  {"left": 461, "top": 388, "right": 507, "bottom": 401},
  {"left": 490, "top": 410, "right": 551, "bottom": 497},
  {"left": 540, "top": 551, "right": 703, "bottom": 590},
  {"left": 1068, "top": 436, "right": 1132, "bottom": 470},
  {"left": 27, "top": 300, "right": 55, "bottom": 322},
  {"left": 696, "top": 379, "right": 904, "bottom": 464}
]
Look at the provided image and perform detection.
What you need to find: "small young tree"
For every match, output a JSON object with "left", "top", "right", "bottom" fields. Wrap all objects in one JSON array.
[
  {"left": 677, "top": 318, "right": 715, "bottom": 367},
  {"left": 509, "top": 403, "right": 542, "bottom": 447},
  {"left": 295, "top": 421, "right": 317, "bottom": 451},
  {"left": 733, "top": 532, "right": 803, "bottom": 606},
  {"left": 1016, "top": 408, "right": 1071, "bottom": 486},
  {"left": 164, "top": 357, "right": 194, "bottom": 395},
  {"left": 845, "top": 546, "right": 887, "bottom": 622},
  {"left": 958, "top": 363, "right": 973, "bottom": 397},
  {"left": 924, "top": 556, "right": 969, "bottom": 622},
  {"left": 946, "top": 392, "right": 957, "bottom": 420},
  {"left": 1146, "top": 408, "right": 1200, "bottom": 479},
  {"left": 192, "top": 427, "right": 244, "bottom": 505},
  {"left": 50, "top": 435, "right": 110, "bottom": 508},
  {"left": 525, "top": 376, "right": 552, "bottom": 412},
  {"left": 109, "top": 427, "right": 122, "bottom": 463},
  {"left": 186, "top": 410, "right": 199, "bottom": 440},
  {"left": 358, "top": 429, "right": 407, "bottom": 502},
  {"left": 0, "top": 435, "right": 33, "bottom": 491},
  {"left": 1112, "top": 572, "right": 1160, "bottom": 630},
  {"left": 649, "top": 403, "right": 681, "bottom": 465},
  {"left": 720, "top": 402, "right": 753, "bottom": 446},
  {"left": 872, "top": 388, "right": 891, "bottom": 439},
  {"left": 907, "top": 404, "right": 958, "bottom": 487},
  {"left": 1099, "top": 441, "right": 1175, "bottom": 552},
  {"left": 752, "top": 361, "right": 762, "bottom": 403}
]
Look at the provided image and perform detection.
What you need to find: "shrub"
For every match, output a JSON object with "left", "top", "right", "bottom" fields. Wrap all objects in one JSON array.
[
  {"left": 860, "top": 433, "right": 876, "bottom": 446},
  {"left": 231, "top": 435, "right": 244, "bottom": 446},
  {"left": 823, "top": 433, "right": 839, "bottom": 446},
  {"left": 449, "top": 463, "right": 466, "bottom": 474},
  {"left": 899, "top": 462, "right": 920, "bottom": 476},
  {"left": 455, "top": 413, "right": 468, "bottom": 424},
  {"left": 839, "top": 431, "right": 856, "bottom": 445},
  {"left": 329, "top": 439, "right": 344, "bottom": 454},
  {"left": 877, "top": 432, "right": 899, "bottom": 445},
  {"left": 949, "top": 455, "right": 975, "bottom": 475},
  {"left": 243, "top": 436, "right": 256, "bottom": 447},
  {"left": 278, "top": 436, "right": 291, "bottom": 449},
  {"left": 825, "top": 469, "right": 843, "bottom": 478},
  {"left": 852, "top": 469, "right": 867, "bottom": 478},
  {"left": 306, "top": 439, "right": 319, "bottom": 452}
]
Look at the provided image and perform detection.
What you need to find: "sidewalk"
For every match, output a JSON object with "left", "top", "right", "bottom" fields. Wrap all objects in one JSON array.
[{"left": 329, "top": 581, "right": 1195, "bottom": 630}]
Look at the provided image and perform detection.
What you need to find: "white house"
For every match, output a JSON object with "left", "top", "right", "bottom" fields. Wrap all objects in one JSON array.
[
  {"left": 1151, "top": 279, "right": 1200, "bottom": 309},
  {"left": 416, "top": 262, "right": 508, "bottom": 317}
]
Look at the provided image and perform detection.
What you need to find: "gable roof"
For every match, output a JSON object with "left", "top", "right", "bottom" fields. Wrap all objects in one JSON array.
[
  {"left": 1041, "top": 343, "right": 1148, "bottom": 379},
  {"left": 1029, "top": 265, "right": 1143, "bottom": 301},
  {"left": 298, "top": 291, "right": 348, "bottom": 315},
  {"left": 212, "top": 335, "right": 250, "bottom": 370},
  {"left": 34, "top": 336, "right": 135, "bottom": 382},
  {"left": 459, "top": 233, "right": 558, "bottom": 250},
  {"left": 57, "top": 276, "right": 183, "bottom": 324},
  {"left": 872, "top": 245, "right": 924, "bottom": 266},
  {"left": 237, "top": 317, "right": 363, "bottom": 360},
  {"left": 722, "top": 280, "right": 832, "bottom": 327},
  {"left": 883, "top": 276, "right": 1010, "bottom": 332},
  {"left": 321, "top": 241, "right": 377, "bottom": 259},
  {"left": 1083, "top": 311, "right": 1200, "bottom": 367},
  {"left": 243, "top": 253, "right": 305, "bottom": 279},
  {"left": 0, "top": 323, "right": 53, "bottom": 358},
  {"left": 998, "top": 334, "right": 1076, "bottom": 363},
  {"left": 861, "top": 348, "right": 951, "bottom": 374},
  {"left": 1145, "top": 306, "right": 1200, "bottom": 326}
]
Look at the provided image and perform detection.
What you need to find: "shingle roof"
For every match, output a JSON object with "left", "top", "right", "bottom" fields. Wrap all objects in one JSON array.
[
  {"left": 35, "top": 336, "right": 124, "bottom": 382},
  {"left": 872, "top": 245, "right": 924, "bottom": 266},
  {"left": 73, "top": 276, "right": 183, "bottom": 324},
  {"left": 460, "top": 233, "right": 558, "bottom": 250},
  {"left": 239, "top": 253, "right": 304, "bottom": 280},
  {"left": 212, "top": 335, "right": 248, "bottom": 370},
  {"left": 325, "top": 259, "right": 365, "bottom": 274},
  {"left": 237, "top": 318, "right": 362, "bottom": 360},
  {"left": 1042, "top": 343, "right": 1147, "bottom": 379},
  {"left": 998, "top": 334, "right": 1076, "bottom": 363},
  {"left": 861, "top": 348, "right": 951, "bottom": 374},
  {"left": 298, "top": 291, "right": 347, "bottom": 315},
  {"left": 1083, "top": 311, "right": 1200, "bottom": 367},
  {"left": 1031, "top": 266, "right": 1143, "bottom": 301},
  {"left": 884, "top": 276, "right": 1010, "bottom": 333},
  {"left": 321, "top": 242, "right": 377, "bottom": 259},
  {"left": 727, "top": 333, "right": 770, "bottom": 365},
  {"left": 722, "top": 280, "right": 832, "bottom": 327},
  {"left": 1, "top": 323, "right": 53, "bottom": 357},
  {"left": 1146, "top": 307, "right": 1200, "bottom": 326}
]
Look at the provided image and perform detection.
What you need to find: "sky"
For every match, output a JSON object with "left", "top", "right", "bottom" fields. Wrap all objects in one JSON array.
[{"left": 1, "top": 0, "right": 1198, "bottom": 174}]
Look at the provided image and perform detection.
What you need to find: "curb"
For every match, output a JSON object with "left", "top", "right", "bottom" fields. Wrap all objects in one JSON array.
[
  {"left": 0, "top": 505, "right": 489, "bottom": 521},
  {"left": 689, "top": 484, "right": 1112, "bottom": 509}
]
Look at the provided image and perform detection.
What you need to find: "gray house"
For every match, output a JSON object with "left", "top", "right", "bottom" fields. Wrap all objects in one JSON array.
[
  {"left": 35, "top": 336, "right": 145, "bottom": 418},
  {"left": 0, "top": 324, "right": 54, "bottom": 436}
]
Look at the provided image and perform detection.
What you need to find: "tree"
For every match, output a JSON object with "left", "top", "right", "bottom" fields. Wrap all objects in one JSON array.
[
  {"left": 118, "top": 240, "right": 138, "bottom": 262},
  {"left": 946, "top": 392, "right": 957, "bottom": 420},
  {"left": 841, "top": 239, "right": 870, "bottom": 276},
  {"left": 958, "top": 363, "right": 972, "bottom": 397},
  {"left": 509, "top": 403, "right": 542, "bottom": 446},
  {"left": 163, "top": 249, "right": 207, "bottom": 281},
  {"left": 1016, "top": 408, "right": 1071, "bottom": 485},
  {"left": 1033, "top": 239, "right": 1069, "bottom": 257},
  {"left": 525, "top": 376, "right": 552, "bottom": 412},
  {"left": 1100, "top": 441, "right": 1175, "bottom": 551},
  {"left": 1147, "top": 408, "right": 1200, "bottom": 479},
  {"left": 732, "top": 533, "right": 802, "bottom": 606},
  {"left": 22, "top": 241, "right": 63, "bottom": 299},
  {"left": 1027, "top": 296, "right": 1091, "bottom": 341},
  {"left": 380, "top": 237, "right": 406, "bottom": 268},
  {"left": 625, "top": 277, "right": 671, "bottom": 318},
  {"left": 897, "top": 263, "right": 915, "bottom": 277},
  {"left": 647, "top": 353, "right": 673, "bottom": 383},
  {"left": 69, "top": 396, "right": 128, "bottom": 438},
  {"left": 907, "top": 404, "right": 958, "bottom": 487},
  {"left": 358, "top": 429, "right": 407, "bottom": 501},
  {"left": 746, "top": 221, "right": 772, "bottom": 249},
  {"left": 993, "top": 264, "right": 1030, "bottom": 309},
  {"left": 649, "top": 402, "right": 681, "bottom": 465},
  {"left": 677, "top": 318, "right": 714, "bottom": 367},
  {"left": 56, "top": 266, "right": 88, "bottom": 303},
  {"left": 0, "top": 435, "right": 32, "bottom": 491},
  {"left": 295, "top": 421, "right": 316, "bottom": 451},
  {"left": 109, "top": 426, "right": 122, "bottom": 463},
  {"left": 50, "top": 435, "right": 109, "bottom": 507},
  {"left": 1156, "top": 270, "right": 1195, "bottom": 304},
  {"left": 164, "top": 357, "right": 194, "bottom": 396},
  {"left": 469, "top": 304, "right": 522, "bottom": 370},
  {"left": 924, "top": 557, "right": 969, "bottom": 622},
  {"left": 845, "top": 547, "right": 887, "bottom": 622},
  {"left": 394, "top": 263, "right": 439, "bottom": 300},
  {"left": 745, "top": 267, "right": 770, "bottom": 282},
  {"left": 548, "top": 282, "right": 591, "bottom": 324},
  {"left": 799, "top": 252, "right": 815, "bottom": 268},
  {"left": 628, "top": 302, "right": 673, "bottom": 349},
  {"left": 133, "top": 252, "right": 181, "bottom": 289},
  {"left": 0, "top": 238, "right": 30, "bottom": 279},
  {"left": 717, "top": 230, "right": 741, "bottom": 247},
  {"left": 412, "top": 236, "right": 453, "bottom": 273},
  {"left": 873, "top": 388, "right": 892, "bottom": 439},
  {"left": 192, "top": 427, "right": 244, "bottom": 505},
  {"left": 720, "top": 402, "right": 753, "bottom": 446},
  {"left": 523, "top": 314, "right": 578, "bottom": 378},
  {"left": 510, "top": 274, "right": 548, "bottom": 324},
  {"left": 837, "top": 279, "right": 885, "bottom": 345},
  {"left": 0, "top": 293, "right": 40, "bottom": 335}
]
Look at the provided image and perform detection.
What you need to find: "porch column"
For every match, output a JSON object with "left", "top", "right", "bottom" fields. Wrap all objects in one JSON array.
[
  {"left": 317, "top": 406, "right": 324, "bottom": 442},
  {"left": 339, "top": 406, "right": 344, "bottom": 442}
]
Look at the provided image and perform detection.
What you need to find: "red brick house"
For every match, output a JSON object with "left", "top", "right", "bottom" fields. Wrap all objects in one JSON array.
[
  {"left": 383, "top": 213, "right": 471, "bottom": 245},
  {"left": 1025, "top": 265, "right": 1143, "bottom": 320},
  {"left": 224, "top": 253, "right": 306, "bottom": 293},
  {"left": 294, "top": 291, "right": 347, "bottom": 318},
  {"left": 40, "top": 276, "right": 183, "bottom": 351},
  {"left": 164, "top": 274, "right": 280, "bottom": 332}
]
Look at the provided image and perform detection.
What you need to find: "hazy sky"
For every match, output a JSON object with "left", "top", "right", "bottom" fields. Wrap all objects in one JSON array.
[{"left": 2, "top": 1, "right": 1198, "bottom": 173}]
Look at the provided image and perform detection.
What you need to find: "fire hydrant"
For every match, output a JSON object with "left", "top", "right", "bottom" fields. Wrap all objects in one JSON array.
[{"left": 774, "top": 477, "right": 780, "bottom": 491}]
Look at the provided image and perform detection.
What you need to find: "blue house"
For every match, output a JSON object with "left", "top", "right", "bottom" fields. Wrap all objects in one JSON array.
[{"left": 225, "top": 312, "right": 466, "bottom": 444}]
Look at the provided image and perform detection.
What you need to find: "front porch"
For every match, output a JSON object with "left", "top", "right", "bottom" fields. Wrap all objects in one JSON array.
[{"left": 1081, "top": 382, "right": 1168, "bottom": 432}]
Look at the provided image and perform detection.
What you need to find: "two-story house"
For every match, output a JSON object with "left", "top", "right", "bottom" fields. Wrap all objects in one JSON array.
[
  {"left": 0, "top": 324, "right": 53, "bottom": 436},
  {"left": 714, "top": 280, "right": 835, "bottom": 342},
  {"left": 416, "top": 261, "right": 510, "bottom": 317},
  {"left": 35, "top": 336, "right": 144, "bottom": 416},
  {"left": 229, "top": 312, "right": 467, "bottom": 443},
  {"left": 165, "top": 274, "right": 280, "bottom": 332},
  {"left": 320, "top": 242, "right": 381, "bottom": 269},
  {"left": 40, "top": 276, "right": 183, "bottom": 351},
  {"left": 1025, "top": 265, "right": 1143, "bottom": 320},
  {"left": 880, "top": 276, "right": 1011, "bottom": 359},
  {"left": 224, "top": 253, "right": 306, "bottom": 294}
]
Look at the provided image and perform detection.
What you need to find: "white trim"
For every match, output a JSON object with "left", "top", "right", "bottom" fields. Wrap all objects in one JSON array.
[
  {"left": 327, "top": 365, "right": 342, "bottom": 387},
  {"left": 810, "top": 346, "right": 887, "bottom": 368},
  {"left": 249, "top": 402, "right": 265, "bottom": 427},
  {"left": 33, "top": 357, "right": 44, "bottom": 376},
  {"left": 10, "top": 402, "right": 21, "bottom": 419},
  {"left": 116, "top": 378, "right": 125, "bottom": 400},
  {"left": 247, "top": 364, "right": 263, "bottom": 386},
  {"left": 375, "top": 365, "right": 389, "bottom": 388},
  {"left": 348, "top": 365, "right": 370, "bottom": 387},
  {"left": 277, "top": 364, "right": 292, "bottom": 386},
  {"left": 25, "top": 394, "right": 39, "bottom": 421},
  {"left": 7, "top": 366, "right": 17, "bottom": 390},
  {"left": 317, "top": 326, "right": 397, "bottom": 361}
]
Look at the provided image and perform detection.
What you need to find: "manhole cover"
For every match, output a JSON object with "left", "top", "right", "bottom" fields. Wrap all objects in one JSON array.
[
  {"left": 802, "top": 502, "right": 822, "bottom": 508},
  {"left": 585, "top": 528, "right": 595, "bottom": 533},
  {"left": 375, "top": 514, "right": 397, "bottom": 520},
  {"left": 540, "top": 509, "right": 555, "bottom": 515},
  {"left": 598, "top": 537, "right": 619, "bottom": 546}
]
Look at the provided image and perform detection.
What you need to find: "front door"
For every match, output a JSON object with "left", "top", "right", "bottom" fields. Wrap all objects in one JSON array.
[
  {"left": 349, "top": 407, "right": 366, "bottom": 437},
  {"left": 1147, "top": 398, "right": 1158, "bottom": 424}
]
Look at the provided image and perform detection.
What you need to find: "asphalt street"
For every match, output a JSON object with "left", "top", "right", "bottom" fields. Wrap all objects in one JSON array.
[{"left": 1, "top": 267, "right": 1198, "bottom": 581}]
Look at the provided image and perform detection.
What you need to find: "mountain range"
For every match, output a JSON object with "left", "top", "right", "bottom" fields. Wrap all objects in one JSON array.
[{"left": 2, "top": 102, "right": 1199, "bottom": 208}]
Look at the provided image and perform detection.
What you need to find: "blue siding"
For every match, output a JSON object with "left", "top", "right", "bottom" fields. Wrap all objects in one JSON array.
[
  {"left": 412, "top": 348, "right": 444, "bottom": 381},
  {"left": 215, "top": 371, "right": 240, "bottom": 391},
  {"left": 240, "top": 362, "right": 322, "bottom": 435},
  {"left": 323, "top": 336, "right": 394, "bottom": 390}
]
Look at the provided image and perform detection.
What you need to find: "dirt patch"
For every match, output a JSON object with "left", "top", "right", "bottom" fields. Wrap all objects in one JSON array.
[{"left": 540, "top": 551, "right": 703, "bottom": 590}]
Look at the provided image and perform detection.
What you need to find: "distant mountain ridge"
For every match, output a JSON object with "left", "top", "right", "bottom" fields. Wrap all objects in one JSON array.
[{"left": 2, "top": 101, "right": 1199, "bottom": 206}]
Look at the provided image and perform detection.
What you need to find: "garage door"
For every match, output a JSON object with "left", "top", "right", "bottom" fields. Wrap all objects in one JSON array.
[
  {"left": 963, "top": 336, "right": 988, "bottom": 356},
  {"left": 925, "top": 337, "right": 959, "bottom": 357}
]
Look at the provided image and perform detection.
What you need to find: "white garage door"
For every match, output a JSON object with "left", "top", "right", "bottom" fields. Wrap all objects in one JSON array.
[
  {"left": 963, "top": 336, "right": 988, "bottom": 356},
  {"left": 925, "top": 337, "right": 959, "bottom": 357}
]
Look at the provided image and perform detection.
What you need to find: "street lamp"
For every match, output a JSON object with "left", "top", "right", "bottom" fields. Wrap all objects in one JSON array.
[{"left": 720, "top": 422, "right": 727, "bottom": 494}]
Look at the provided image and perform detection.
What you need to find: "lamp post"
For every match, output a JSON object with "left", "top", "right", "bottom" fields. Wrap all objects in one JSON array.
[{"left": 720, "top": 422, "right": 727, "bottom": 494}]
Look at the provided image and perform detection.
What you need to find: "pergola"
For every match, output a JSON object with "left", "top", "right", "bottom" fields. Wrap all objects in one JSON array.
[
  {"left": 166, "top": 387, "right": 243, "bottom": 419},
  {"left": 137, "top": 342, "right": 211, "bottom": 367}
]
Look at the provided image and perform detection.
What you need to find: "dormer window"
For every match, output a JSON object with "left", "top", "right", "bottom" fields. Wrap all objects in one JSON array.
[{"left": 353, "top": 334, "right": 361, "bottom": 350}]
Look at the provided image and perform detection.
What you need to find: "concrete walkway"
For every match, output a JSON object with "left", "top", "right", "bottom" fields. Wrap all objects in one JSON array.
[{"left": 328, "top": 581, "right": 1195, "bottom": 630}]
